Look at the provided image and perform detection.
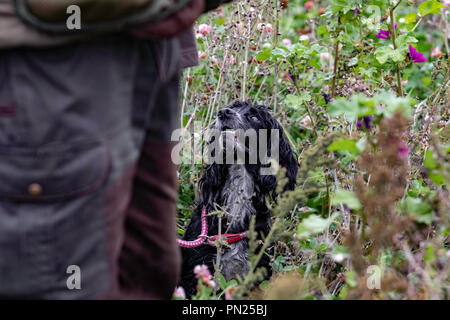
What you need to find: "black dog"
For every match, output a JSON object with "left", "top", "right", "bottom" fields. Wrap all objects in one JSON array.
[{"left": 179, "top": 101, "right": 298, "bottom": 297}]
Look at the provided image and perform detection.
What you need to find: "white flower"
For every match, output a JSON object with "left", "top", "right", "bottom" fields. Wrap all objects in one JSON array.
[
  {"left": 332, "top": 253, "right": 346, "bottom": 263},
  {"left": 299, "top": 35, "right": 309, "bottom": 41},
  {"left": 282, "top": 38, "right": 292, "bottom": 46},
  {"left": 198, "top": 24, "right": 212, "bottom": 36},
  {"left": 299, "top": 116, "right": 312, "bottom": 128}
]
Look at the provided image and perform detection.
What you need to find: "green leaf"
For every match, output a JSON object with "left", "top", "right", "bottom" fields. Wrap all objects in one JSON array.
[
  {"left": 327, "top": 97, "right": 359, "bottom": 121},
  {"left": 328, "top": 139, "right": 361, "bottom": 154},
  {"left": 422, "top": 77, "right": 431, "bottom": 86},
  {"left": 331, "top": 0, "right": 347, "bottom": 13},
  {"left": 375, "top": 46, "right": 405, "bottom": 64},
  {"left": 296, "top": 213, "right": 339, "bottom": 239},
  {"left": 375, "top": 46, "right": 393, "bottom": 64},
  {"left": 390, "top": 49, "right": 405, "bottom": 62},
  {"left": 285, "top": 93, "right": 311, "bottom": 109},
  {"left": 219, "top": 274, "right": 227, "bottom": 289},
  {"left": 419, "top": 0, "right": 445, "bottom": 16},
  {"left": 345, "top": 271, "right": 357, "bottom": 287},
  {"left": 347, "top": 56, "right": 358, "bottom": 67},
  {"left": 317, "top": 25, "right": 329, "bottom": 37},
  {"left": 255, "top": 49, "right": 271, "bottom": 61},
  {"left": 402, "top": 197, "right": 433, "bottom": 224},
  {"left": 299, "top": 92, "right": 312, "bottom": 103},
  {"left": 405, "top": 12, "right": 418, "bottom": 25},
  {"left": 424, "top": 244, "right": 436, "bottom": 263},
  {"left": 271, "top": 47, "right": 290, "bottom": 59},
  {"left": 219, "top": 273, "right": 237, "bottom": 291},
  {"left": 284, "top": 94, "right": 301, "bottom": 109},
  {"left": 331, "top": 190, "right": 362, "bottom": 210},
  {"left": 215, "top": 17, "right": 225, "bottom": 26},
  {"left": 396, "top": 33, "right": 418, "bottom": 51},
  {"left": 376, "top": 91, "right": 415, "bottom": 118},
  {"left": 429, "top": 172, "right": 445, "bottom": 186},
  {"left": 259, "top": 280, "right": 270, "bottom": 291},
  {"left": 423, "top": 150, "right": 437, "bottom": 169}
]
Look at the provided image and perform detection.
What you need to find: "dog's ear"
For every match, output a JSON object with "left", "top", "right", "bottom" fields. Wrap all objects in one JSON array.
[
  {"left": 199, "top": 163, "right": 227, "bottom": 205},
  {"left": 230, "top": 100, "right": 250, "bottom": 109},
  {"left": 257, "top": 104, "right": 272, "bottom": 111},
  {"left": 264, "top": 113, "right": 298, "bottom": 192},
  {"left": 278, "top": 128, "right": 298, "bottom": 191}
]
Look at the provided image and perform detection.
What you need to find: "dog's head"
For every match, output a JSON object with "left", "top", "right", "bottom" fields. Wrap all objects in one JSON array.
[
  {"left": 201, "top": 101, "right": 298, "bottom": 201},
  {"left": 214, "top": 101, "right": 271, "bottom": 132}
]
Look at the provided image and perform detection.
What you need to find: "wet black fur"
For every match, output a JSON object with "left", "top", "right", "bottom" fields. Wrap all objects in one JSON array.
[{"left": 179, "top": 101, "right": 298, "bottom": 297}]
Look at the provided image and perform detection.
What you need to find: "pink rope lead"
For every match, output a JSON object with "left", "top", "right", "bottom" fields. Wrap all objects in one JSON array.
[{"left": 177, "top": 206, "right": 208, "bottom": 248}]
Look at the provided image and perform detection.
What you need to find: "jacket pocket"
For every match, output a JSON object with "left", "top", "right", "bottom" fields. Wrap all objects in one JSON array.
[{"left": 0, "top": 139, "right": 110, "bottom": 202}]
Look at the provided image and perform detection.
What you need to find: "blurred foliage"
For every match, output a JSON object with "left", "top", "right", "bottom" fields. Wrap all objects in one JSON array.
[{"left": 175, "top": 0, "right": 449, "bottom": 300}]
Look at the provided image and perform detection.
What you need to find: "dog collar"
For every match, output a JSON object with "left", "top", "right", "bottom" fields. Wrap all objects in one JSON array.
[{"left": 177, "top": 206, "right": 247, "bottom": 248}]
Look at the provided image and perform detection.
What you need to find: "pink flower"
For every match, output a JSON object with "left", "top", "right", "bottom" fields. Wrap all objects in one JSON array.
[
  {"left": 228, "top": 55, "right": 236, "bottom": 65},
  {"left": 211, "top": 56, "right": 220, "bottom": 67},
  {"left": 173, "top": 287, "right": 186, "bottom": 299},
  {"left": 376, "top": 23, "right": 397, "bottom": 39},
  {"left": 431, "top": 47, "right": 443, "bottom": 58},
  {"left": 198, "top": 24, "right": 212, "bottom": 36},
  {"left": 299, "top": 116, "right": 312, "bottom": 128},
  {"left": 282, "top": 38, "right": 292, "bottom": 46},
  {"left": 257, "top": 23, "right": 273, "bottom": 33},
  {"left": 409, "top": 45, "right": 427, "bottom": 63},
  {"left": 443, "top": 0, "right": 450, "bottom": 6},
  {"left": 398, "top": 140, "right": 409, "bottom": 158},
  {"left": 319, "top": 52, "right": 331, "bottom": 61},
  {"left": 194, "top": 264, "right": 216, "bottom": 288},
  {"left": 225, "top": 287, "right": 236, "bottom": 300},
  {"left": 194, "top": 264, "right": 211, "bottom": 278},
  {"left": 304, "top": 1, "right": 314, "bottom": 10}
]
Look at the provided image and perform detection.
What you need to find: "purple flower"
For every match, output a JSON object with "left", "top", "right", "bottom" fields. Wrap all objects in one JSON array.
[
  {"left": 288, "top": 72, "right": 301, "bottom": 83},
  {"left": 363, "top": 116, "right": 373, "bottom": 129},
  {"left": 409, "top": 45, "right": 427, "bottom": 63},
  {"left": 322, "top": 92, "right": 330, "bottom": 104},
  {"left": 354, "top": 8, "right": 359, "bottom": 16},
  {"left": 343, "top": 204, "right": 352, "bottom": 213},
  {"left": 356, "top": 116, "right": 373, "bottom": 130},
  {"left": 375, "top": 23, "right": 397, "bottom": 39},
  {"left": 397, "top": 140, "right": 409, "bottom": 158}
]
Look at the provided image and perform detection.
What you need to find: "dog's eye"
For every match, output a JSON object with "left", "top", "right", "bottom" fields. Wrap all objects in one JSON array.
[{"left": 248, "top": 114, "right": 259, "bottom": 122}]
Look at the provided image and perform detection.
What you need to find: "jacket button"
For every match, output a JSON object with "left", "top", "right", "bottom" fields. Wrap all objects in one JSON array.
[{"left": 28, "top": 183, "right": 43, "bottom": 197}]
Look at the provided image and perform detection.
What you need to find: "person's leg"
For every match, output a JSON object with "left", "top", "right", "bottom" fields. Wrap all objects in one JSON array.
[
  {"left": 118, "top": 38, "right": 182, "bottom": 300},
  {"left": 0, "top": 36, "right": 155, "bottom": 299}
]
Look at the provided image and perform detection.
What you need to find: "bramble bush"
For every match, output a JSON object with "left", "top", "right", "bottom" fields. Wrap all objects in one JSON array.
[{"left": 174, "top": 0, "right": 449, "bottom": 300}]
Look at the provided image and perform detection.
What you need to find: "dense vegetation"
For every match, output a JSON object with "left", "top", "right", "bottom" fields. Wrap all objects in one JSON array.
[{"left": 174, "top": 0, "right": 449, "bottom": 300}]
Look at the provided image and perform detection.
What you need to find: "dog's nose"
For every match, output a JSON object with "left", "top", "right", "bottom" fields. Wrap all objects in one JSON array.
[{"left": 218, "top": 108, "right": 233, "bottom": 120}]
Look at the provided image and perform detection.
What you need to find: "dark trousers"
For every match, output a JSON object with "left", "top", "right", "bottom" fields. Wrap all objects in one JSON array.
[{"left": 0, "top": 35, "right": 181, "bottom": 299}]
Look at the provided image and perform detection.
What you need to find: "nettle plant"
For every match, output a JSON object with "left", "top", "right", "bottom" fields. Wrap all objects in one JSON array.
[{"left": 176, "top": 0, "right": 449, "bottom": 300}]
